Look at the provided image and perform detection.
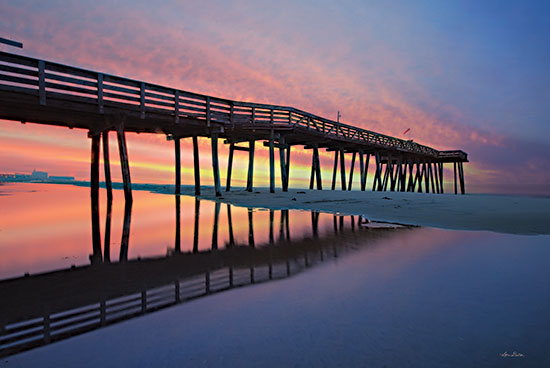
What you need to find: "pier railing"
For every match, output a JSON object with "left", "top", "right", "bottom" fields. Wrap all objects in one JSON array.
[{"left": 0, "top": 51, "right": 440, "bottom": 157}]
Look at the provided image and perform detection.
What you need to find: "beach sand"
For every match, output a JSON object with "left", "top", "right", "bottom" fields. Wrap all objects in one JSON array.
[{"left": 193, "top": 189, "right": 550, "bottom": 235}]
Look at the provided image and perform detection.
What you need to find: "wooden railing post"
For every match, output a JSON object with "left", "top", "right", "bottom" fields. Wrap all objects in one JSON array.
[
  {"left": 230, "top": 102, "right": 234, "bottom": 127},
  {"left": 174, "top": 90, "right": 180, "bottom": 124},
  {"left": 206, "top": 96, "right": 211, "bottom": 127},
  {"left": 97, "top": 73, "right": 104, "bottom": 114},
  {"left": 140, "top": 82, "right": 145, "bottom": 119},
  {"left": 38, "top": 60, "right": 46, "bottom": 105}
]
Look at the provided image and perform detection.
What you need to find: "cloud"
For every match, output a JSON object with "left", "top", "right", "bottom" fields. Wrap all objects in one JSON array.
[{"left": 1, "top": 0, "right": 548, "bottom": 194}]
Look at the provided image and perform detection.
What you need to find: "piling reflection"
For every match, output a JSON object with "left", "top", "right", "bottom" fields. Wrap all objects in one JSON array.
[{"left": 0, "top": 194, "right": 415, "bottom": 358}]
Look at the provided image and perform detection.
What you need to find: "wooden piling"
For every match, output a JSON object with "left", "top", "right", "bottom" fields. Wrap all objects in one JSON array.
[
  {"left": 362, "top": 153, "right": 370, "bottom": 191},
  {"left": 211, "top": 134, "right": 221, "bottom": 197},
  {"left": 458, "top": 162, "right": 466, "bottom": 194},
  {"left": 247, "top": 140, "right": 255, "bottom": 192},
  {"left": 116, "top": 127, "right": 132, "bottom": 203},
  {"left": 407, "top": 160, "right": 415, "bottom": 192},
  {"left": 174, "top": 137, "right": 181, "bottom": 195},
  {"left": 314, "top": 145, "right": 322, "bottom": 190},
  {"left": 279, "top": 137, "right": 288, "bottom": 192},
  {"left": 331, "top": 150, "right": 339, "bottom": 190},
  {"left": 285, "top": 145, "right": 291, "bottom": 190},
  {"left": 339, "top": 149, "right": 346, "bottom": 191},
  {"left": 424, "top": 162, "right": 430, "bottom": 193},
  {"left": 226, "top": 143, "right": 234, "bottom": 192},
  {"left": 454, "top": 162, "right": 458, "bottom": 195},
  {"left": 416, "top": 162, "right": 423, "bottom": 193},
  {"left": 348, "top": 152, "right": 356, "bottom": 191},
  {"left": 309, "top": 151, "right": 315, "bottom": 190},
  {"left": 439, "top": 163, "right": 444, "bottom": 193},
  {"left": 432, "top": 163, "right": 439, "bottom": 194},
  {"left": 193, "top": 136, "right": 200, "bottom": 196},
  {"left": 382, "top": 162, "right": 390, "bottom": 191},
  {"left": 373, "top": 152, "right": 382, "bottom": 191},
  {"left": 175, "top": 195, "right": 181, "bottom": 253},
  {"left": 269, "top": 131, "right": 275, "bottom": 193},
  {"left": 399, "top": 159, "right": 407, "bottom": 192}
]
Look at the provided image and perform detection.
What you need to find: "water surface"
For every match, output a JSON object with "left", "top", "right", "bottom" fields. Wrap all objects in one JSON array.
[{"left": 1, "top": 183, "right": 549, "bottom": 367}]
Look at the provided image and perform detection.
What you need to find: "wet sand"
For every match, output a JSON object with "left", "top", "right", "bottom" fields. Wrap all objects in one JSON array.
[{"left": 195, "top": 189, "right": 550, "bottom": 235}]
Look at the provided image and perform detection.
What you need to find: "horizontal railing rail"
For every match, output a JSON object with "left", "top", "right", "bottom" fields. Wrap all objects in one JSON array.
[{"left": 0, "top": 51, "right": 462, "bottom": 158}]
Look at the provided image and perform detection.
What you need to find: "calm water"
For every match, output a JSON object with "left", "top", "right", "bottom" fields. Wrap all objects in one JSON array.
[{"left": 1, "top": 182, "right": 549, "bottom": 367}]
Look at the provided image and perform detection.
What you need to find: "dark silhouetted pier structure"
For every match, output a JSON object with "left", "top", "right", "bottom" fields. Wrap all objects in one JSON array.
[
  {"left": 0, "top": 51, "right": 468, "bottom": 202},
  {"left": 0, "top": 201, "right": 410, "bottom": 357}
]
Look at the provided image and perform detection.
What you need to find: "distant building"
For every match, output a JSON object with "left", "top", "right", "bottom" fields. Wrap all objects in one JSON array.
[
  {"left": 31, "top": 170, "right": 48, "bottom": 180},
  {"left": 49, "top": 176, "right": 75, "bottom": 181}
]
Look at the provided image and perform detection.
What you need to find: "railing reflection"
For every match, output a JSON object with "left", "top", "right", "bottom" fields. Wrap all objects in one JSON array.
[{"left": 0, "top": 196, "right": 413, "bottom": 358}]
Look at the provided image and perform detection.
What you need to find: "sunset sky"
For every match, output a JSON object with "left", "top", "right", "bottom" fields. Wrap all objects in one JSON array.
[{"left": 1, "top": 0, "right": 549, "bottom": 195}]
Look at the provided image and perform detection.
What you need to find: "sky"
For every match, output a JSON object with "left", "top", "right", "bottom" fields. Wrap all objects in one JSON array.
[{"left": 1, "top": 0, "right": 549, "bottom": 195}]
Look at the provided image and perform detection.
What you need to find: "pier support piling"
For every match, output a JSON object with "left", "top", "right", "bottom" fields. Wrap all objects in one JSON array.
[
  {"left": 331, "top": 150, "right": 339, "bottom": 190},
  {"left": 174, "top": 137, "right": 181, "bottom": 195},
  {"left": 269, "top": 131, "right": 275, "bottom": 193},
  {"left": 247, "top": 140, "right": 255, "bottom": 192},
  {"left": 116, "top": 127, "right": 132, "bottom": 203},
  {"left": 314, "top": 146, "right": 322, "bottom": 190},
  {"left": 102, "top": 131, "right": 112, "bottom": 201},
  {"left": 279, "top": 137, "right": 288, "bottom": 192},
  {"left": 454, "top": 162, "right": 458, "bottom": 195},
  {"left": 193, "top": 136, "right": 200, "bottom": 195},
  {"left": 226, "top": 143, "right": 234, "bottom": 191},
  {"left": 339, "top": 149, "right": 346, "bottom": 191},
  {"left": 211, "top": 133, "right": 221, "bottom": 197},
  {"left": 348, "top": 152, "right": 356, "bottom": 191},
  {"left": 458, "top": 162, "right": 465, "bottom": 194},
  {"left": 175, "top": 195, "right": 181, "bottom": 253},
  {"left": 439, "top": 163, "right": 444, "bottom": 193}
]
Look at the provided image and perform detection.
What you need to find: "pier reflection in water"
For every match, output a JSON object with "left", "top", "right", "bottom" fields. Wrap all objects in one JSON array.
[{"left": 0, "top": 183, "right": 412, "bottom": 357}]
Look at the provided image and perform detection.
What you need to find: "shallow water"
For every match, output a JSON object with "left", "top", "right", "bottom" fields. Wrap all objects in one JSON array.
[{"left": 1, "top": 183, "right": 549, "bottom": 367}]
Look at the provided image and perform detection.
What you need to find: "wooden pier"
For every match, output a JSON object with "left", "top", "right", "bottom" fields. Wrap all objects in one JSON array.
[{"left": 0, "top": 50, "right": 468, "bottom": 202}]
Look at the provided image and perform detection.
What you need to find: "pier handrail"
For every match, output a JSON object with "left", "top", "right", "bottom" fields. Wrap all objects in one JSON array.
[{"left": 0, "top": 51, "right": 463, "bottom": 158}]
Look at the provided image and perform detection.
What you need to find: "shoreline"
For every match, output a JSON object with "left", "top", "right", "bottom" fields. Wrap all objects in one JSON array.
[
  {"left": 190, "top": 188, "right": 550, "bottom": 236},
  {"left": 2, "top": 181, "right": 549, "bottom": 235}
]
